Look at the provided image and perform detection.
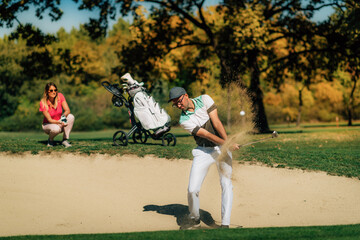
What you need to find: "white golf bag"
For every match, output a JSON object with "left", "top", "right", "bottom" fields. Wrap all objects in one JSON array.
[{"left": 121, "top": 73, "right": 171, "bottom": 133}]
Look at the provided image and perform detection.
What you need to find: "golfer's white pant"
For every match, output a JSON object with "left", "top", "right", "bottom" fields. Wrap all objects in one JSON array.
[
  {"left": 188, "top": 146, "right": 233, "bottom": 226},
  {"left": 42, "top": 114, "right": 75, "bottom": 141}
]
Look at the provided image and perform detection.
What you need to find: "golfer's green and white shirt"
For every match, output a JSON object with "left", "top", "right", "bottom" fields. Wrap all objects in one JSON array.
[{"left": 180, "top": 95, "right": 221, "bottom": 147}]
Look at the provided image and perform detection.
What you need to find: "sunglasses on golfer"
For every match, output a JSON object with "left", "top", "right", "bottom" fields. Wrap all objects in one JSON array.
[
  {"left": 48, "top": 89, "right": 57, "bottom": 93},
  {"left": 172, "top": 95, "right": 185, "bottom": 107}
]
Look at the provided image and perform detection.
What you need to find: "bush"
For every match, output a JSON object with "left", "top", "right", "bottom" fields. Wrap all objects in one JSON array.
[
  {"left": 102, "top": 107, "right": 132, "bottom": 129},
  {"left": 72, "top": 107, "right": 105, "bottom": 131},
  {"left": 316, "top": 109, "right": 338, "bottom": 122},
  {"left": 0, "top": 97, "right": 42, "bottom": 131},
  {"left": 265, "top": 105, "right": 285, "bottom": 124},
  {"left": 0, "top": 109, "right": 42, "bottom": 131}
]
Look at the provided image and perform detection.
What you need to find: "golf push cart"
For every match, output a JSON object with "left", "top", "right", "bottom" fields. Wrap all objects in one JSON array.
[{"left": 101, "top": 80, "right": 176, "bottom": 147}]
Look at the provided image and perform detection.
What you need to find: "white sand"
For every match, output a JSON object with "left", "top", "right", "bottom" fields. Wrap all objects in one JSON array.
[{"left": 0, "top": 152, "right": 359, "bottom": 236}]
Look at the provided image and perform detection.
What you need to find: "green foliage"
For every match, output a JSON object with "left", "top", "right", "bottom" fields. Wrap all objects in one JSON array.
[
  {"left": 0, "top": 1, "right": 359, "bottom": 131},
  {"left": 0, "top": 15, "right": 137, "bottom": 131},
  {"left": 9, "top": 24, "right": 57, "bottom": 47},
  {"left": 264, "top": 81, "right": 351, "bottom": 124},
  {"left": 72, "top": 108, "right": 104, "bottom": 131},
  {"left": 102, "top": 108, "right": 131, "bottom": 129},
  {"left": 0, "top": 37, "right": 28, "bottom": 119},
  {"left": 0, "top": 98, "right": 42, "bottom": 131},
  {"left": 108, "top": 18, "right": 131, "bottom": 38}
]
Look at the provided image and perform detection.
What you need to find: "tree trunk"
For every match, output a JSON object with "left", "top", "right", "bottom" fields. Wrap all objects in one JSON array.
[
  {"left": 347, "top": 75, "right": 357, "bottom": 126},
  {"left": 227, "top": 84, "right": 232, "bottom": 130},
  {"left": 217, "top": 54, "right": 235, "bottom": 130},
  {"left": 296, "top": 88, "right": 303, "bottom": 127},
  {"left": 248, "top": 50, "right": 270, "bottom": 133},
  {"left": 347, "top": 107, "right": 353, "bottom": 126},
  {"left": 216, "top": 49, "right": 269, "bottom": 133}
]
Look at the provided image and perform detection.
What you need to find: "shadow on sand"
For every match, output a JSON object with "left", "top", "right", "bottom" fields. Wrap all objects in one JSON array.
[{"left": 143, "top": 203, "right": 220, "bottom": 229}]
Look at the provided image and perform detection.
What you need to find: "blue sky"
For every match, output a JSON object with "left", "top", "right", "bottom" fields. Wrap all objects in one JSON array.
[{"left": 0, "top": 0, "right": 334, "bottom": 38}]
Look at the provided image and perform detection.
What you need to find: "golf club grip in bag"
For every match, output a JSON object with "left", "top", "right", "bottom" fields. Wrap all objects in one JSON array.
[{"left": 133, "top": 91, "right": 170, "bottom": 130}]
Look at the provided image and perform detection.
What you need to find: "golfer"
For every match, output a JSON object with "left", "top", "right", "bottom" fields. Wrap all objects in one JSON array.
[
  {"left": 39, "top": 82, "right": 75, "bottom": 148},
  {"left": 169, "top": 87, "right": 239, "bottom": 229}
]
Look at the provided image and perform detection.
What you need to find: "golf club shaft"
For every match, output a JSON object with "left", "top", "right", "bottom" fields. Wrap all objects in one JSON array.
[
  {"left": 239, "top": 136, "right": 273, "bottom": 147},
  {"left": 239, "top": 131, "right": 278, "bottom": 147}
]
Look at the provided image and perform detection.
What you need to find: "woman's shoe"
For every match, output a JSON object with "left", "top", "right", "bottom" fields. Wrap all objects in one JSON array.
[
  {"left": 62, "top": 140, "right": 72, "bottom": 148},
  {"left": 47, "top": 139, "right": 55, "bottom": 147}
]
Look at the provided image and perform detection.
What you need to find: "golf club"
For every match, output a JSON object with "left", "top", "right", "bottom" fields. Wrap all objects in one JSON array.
[{"left": 239, "top": 131, "right": 279, "bottom": 147}]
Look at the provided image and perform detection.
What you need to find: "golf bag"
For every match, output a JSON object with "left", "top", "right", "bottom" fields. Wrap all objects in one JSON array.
[
  {"left": 121, "top": 73, "right": 171, "bottom": 135},
  {"left": 101, "top": 73, "right": 176, "bottom": 146}
]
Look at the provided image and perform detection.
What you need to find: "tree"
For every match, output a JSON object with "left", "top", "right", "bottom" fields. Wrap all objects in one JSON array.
[
  {"left": 110, "top": 0, "right": 342, "bottom": 132},
  {"left": 268, "top": 35, "right": 330, "bottom": 127},
  {"left": 0, "top": 36, "right": 28, "bottom": 119},
  {"left": 337, "top": 1, "right": 360, "bottom": 126},
  {"left": 318, "top": 0, "right": 360, "bottom": 125},
  {"left": 0, "top": 0, "right": 346, "bottom": 132}
]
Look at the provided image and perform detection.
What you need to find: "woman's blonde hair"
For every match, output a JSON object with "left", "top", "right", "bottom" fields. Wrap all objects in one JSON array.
[{"left": 40, "top": 82, "right": 58, "bottom": 111}]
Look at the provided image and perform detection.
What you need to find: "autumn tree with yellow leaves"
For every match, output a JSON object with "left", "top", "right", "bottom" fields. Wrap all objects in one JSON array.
[{"left": 0, "top": 0, "right": 359, "bottom": 130}]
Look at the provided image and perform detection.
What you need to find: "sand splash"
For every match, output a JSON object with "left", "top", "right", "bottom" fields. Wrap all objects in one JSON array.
[{"left": 216, "top": 84, "right": 257, "bottom": 173}]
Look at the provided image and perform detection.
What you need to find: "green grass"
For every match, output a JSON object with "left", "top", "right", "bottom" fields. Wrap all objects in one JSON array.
[
  {"left": 236, "top": 130, "right": 360, "bottom": 179},
  {"left": 275, "top": 121, "right": 360, "bottom": 130},
  {"left": 0, "top": 128, "right": 194, "bottom": 159},
  {"left": 1, "top": 224, "right": 360, "bottom": 240},
  {"left": 1, "top": 123, "right": 359, "bottom": 179}
]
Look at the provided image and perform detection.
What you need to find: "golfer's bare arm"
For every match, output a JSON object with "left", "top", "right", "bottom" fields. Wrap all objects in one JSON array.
[
  {"left": 209, "top": 109, "right": 228, "bottom": 140},
  {"left": 196, "top": 128, "right": 225, "bottom": 146},
  {"left": 62, "top": 100, "right": 71, "bottom": 117},
  {"left": 196, "top": 108, "right": 240, "bottom": 150},
  {"left": 42, "top": 111, "right": 61, "bottom": 124},
  {"left": 195, "top": 109, "right": 227, "bottom": 146}
]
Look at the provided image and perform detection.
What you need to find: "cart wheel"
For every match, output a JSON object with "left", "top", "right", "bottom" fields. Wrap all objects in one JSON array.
[
  {"left": 162, "top": 133, "right": 176, "bottom": 146},
  {"left": 113, "top": 130, "right": 128, "bottom": 146},
  {"left": 133, "top": 128, "right": 148, "bottom": 144}
]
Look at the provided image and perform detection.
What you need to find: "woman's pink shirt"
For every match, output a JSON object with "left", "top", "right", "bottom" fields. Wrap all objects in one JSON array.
[{"left": 39, "top": 93, "right": 66, "bottom": 124}]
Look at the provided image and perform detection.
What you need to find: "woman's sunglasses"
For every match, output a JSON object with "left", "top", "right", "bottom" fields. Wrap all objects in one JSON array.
[{"left": 48, "top": 89, "right": 57, "bottom": 93}]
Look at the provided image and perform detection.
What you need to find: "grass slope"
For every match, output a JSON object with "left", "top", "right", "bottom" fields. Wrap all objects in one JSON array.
[{"left": 0, "top": 123, "right": 359, "bottom": 178}]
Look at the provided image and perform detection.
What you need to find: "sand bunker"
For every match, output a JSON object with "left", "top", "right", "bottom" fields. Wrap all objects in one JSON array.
[{"left": 0, "top": 152, "right": 359, "bottom": 236}]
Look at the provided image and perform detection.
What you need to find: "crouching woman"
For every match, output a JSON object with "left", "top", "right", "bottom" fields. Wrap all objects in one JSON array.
[{"left": 39, "top": 82, "right": 75, "bottom": 148}]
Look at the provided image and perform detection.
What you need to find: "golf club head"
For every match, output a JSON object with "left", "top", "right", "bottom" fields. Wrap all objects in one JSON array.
[{"left": 272, "top": 131, "right": 278, "bottom": 138}]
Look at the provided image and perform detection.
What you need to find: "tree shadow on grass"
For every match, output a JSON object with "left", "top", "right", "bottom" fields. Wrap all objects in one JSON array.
[
  {"left": 38, "top": 139, "right": 168, "bottom": 147},
  {"left": 38, "top": 140, "right": 63, "bottom": 146},
  {"left": 143, "top": 203, "right": 220, "bottom": 229}
]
